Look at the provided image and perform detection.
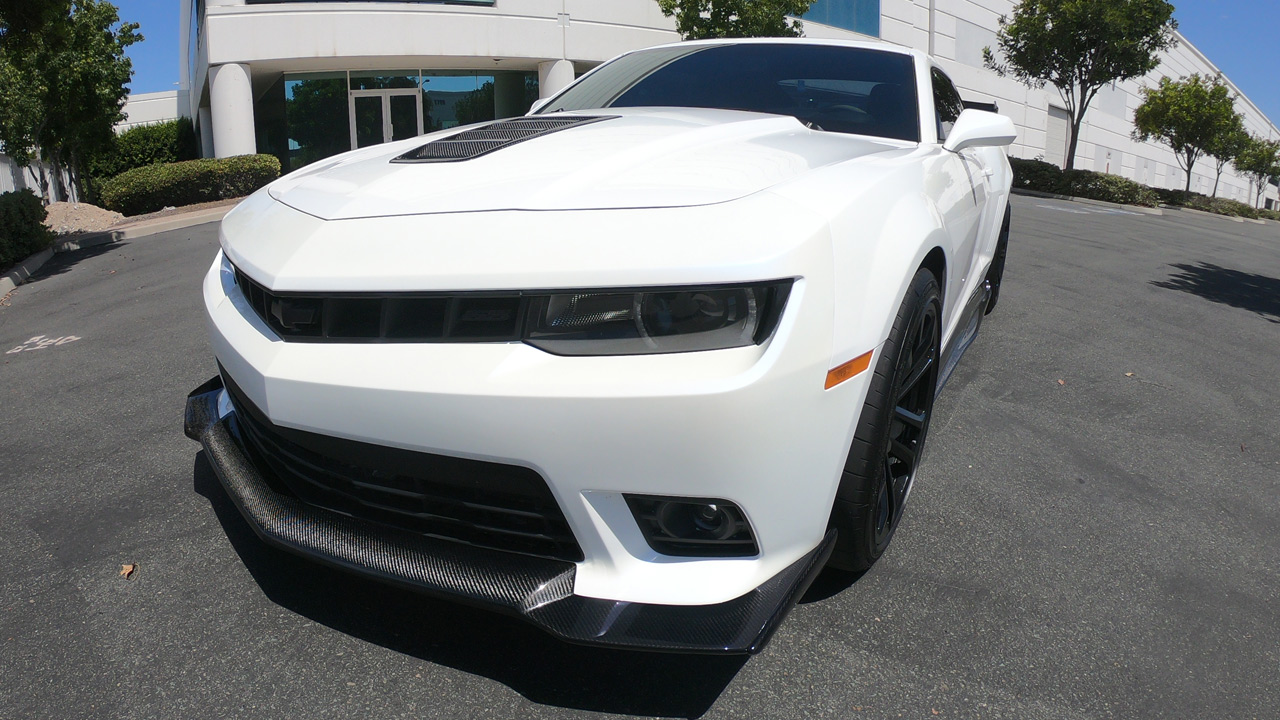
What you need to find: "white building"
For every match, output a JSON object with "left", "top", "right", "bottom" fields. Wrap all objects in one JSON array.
[
  {"left": 117, "top": 90, "right": 184, "bottom": 132},
  {"left": 174, "top": 0, "right": 1278, "bottom": 206}
]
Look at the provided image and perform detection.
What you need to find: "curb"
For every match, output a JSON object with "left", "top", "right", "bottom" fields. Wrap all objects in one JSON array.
[
  {"left": 0, "top": 248, "right": 55, "bottom": 298},
  {"left": 1011, "top": 188, "right": 1164, "bottom": 216},
  {"left": 1163, "top": 205, "right": 1247, "bottom": 223},
  {"left": 0, "top": 206, "right": 232, "bottom": 300}
]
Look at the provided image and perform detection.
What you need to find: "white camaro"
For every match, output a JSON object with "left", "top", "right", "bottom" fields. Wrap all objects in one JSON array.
[{"left": 186, "top": 38, "right": 1015, "bottom": 654}]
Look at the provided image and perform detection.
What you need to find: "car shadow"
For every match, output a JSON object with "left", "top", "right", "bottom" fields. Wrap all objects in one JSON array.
[
  {"left": 192, "top": 453, "right": 745, "bottom": 718},
  {"left": 1151, "top": 261, "right": 1280, "bottom": 323},
  {"left": 800, "top": 566, "right": 865, "bottom": 603}
]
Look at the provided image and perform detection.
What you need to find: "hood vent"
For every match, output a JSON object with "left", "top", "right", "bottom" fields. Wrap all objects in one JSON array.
[{"left": 394, "top": 115, "right": 617, "bottom": 163}]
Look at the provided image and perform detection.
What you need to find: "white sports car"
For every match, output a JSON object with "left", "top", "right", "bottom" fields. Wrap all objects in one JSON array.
[{"left": 186, "top": 38, "right": 1015, "bottom": 654}]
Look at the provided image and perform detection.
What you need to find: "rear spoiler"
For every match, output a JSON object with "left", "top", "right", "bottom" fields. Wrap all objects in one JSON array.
[{"left": 963, "top": 100, "right": 1000, "bottom": 114}]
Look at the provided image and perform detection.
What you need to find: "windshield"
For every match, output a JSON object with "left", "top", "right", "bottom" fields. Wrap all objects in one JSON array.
[{"left": 538, "top": 43, "right": 921, "bottom": 143}]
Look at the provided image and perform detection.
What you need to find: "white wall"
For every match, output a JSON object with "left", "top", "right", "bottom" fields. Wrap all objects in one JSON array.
[
  {"left": 192, "top": 1, "right": 676, "bottom": 78},
  {"left": 118, "top": 90, "right": 183, "bottom": 132},
  {"left": 1, "top": 154, "right": 78, "bottom": 203},
  {"left": 891, "top": 0, "right": 1279, "bottom": 206}
]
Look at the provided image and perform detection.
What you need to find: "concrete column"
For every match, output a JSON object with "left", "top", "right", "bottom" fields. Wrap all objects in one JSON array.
[
  {"left": 209, "top": 63, "right": 257, "bottom": 158},
  {"left": 538, "top": 60, "right": 575, "bottom": 98},
  {"left": 198, "top": 107, "right": 215, "bottom": 158},
  {"left": 494, "top": 73, "right": 528, "bottom": 118}
]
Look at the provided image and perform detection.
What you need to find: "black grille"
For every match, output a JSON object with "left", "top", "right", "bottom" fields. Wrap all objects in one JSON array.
[
  {"left": 220, "top": 369, "right": 583, "bottom": 563},
  {"left": 235, "top": 269, "right": 525, "bottom": 343},
  {"left": 394, "top": 115, "right": 616, "bottom": 162}
]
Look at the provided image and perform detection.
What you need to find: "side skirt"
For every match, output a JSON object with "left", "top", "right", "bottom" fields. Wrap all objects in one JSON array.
[{"left": 935, "top": 276, "right": 992, "bottom": 397}]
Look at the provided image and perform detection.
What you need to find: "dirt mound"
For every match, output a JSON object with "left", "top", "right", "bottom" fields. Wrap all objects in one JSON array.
[{"left": 43, "top": 202, "right": 125, "bottom": 236}]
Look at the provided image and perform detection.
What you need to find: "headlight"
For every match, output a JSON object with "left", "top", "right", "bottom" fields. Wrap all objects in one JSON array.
[{"left": 525, "top": 281, "right": 792, "bottom": 356}]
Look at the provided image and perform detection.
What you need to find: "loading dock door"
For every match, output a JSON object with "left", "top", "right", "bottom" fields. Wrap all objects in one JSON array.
[{"left": 1045, "top": 106, "right": 1071, "bottom": 168}]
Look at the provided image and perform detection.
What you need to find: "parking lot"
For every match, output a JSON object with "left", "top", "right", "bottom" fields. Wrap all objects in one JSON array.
[{"left": 1, "top": 195, "right": 1276, "bottom": 719}]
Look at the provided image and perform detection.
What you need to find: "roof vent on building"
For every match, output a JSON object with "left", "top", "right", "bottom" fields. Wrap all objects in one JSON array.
[{"left": 393, "top": 115, "right": 617, "bottom": 163}]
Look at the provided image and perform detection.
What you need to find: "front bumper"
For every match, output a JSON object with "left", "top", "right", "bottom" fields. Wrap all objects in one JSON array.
[{"left": 186, "top": 375, "right": 835, "bottom": 654}]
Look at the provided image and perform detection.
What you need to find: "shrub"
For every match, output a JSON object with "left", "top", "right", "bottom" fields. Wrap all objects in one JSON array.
[
  {"left": 1059, "top": 169, "right": 1160, "bottom": 207},
  {"left": 0, "top": 190, "right": 55, "bottom": 271},
  {"left": 89, "top": 118, "right": 200, "bottom": 180},
  {"left": 1011, "top": 158, "right": 1157, "bottom": 208},
  {"left": 1153, "top": 189, "right": 1261, "bottom": 219},
  {"left": 1009, "top": 157, "right": 1064, "bottom": 194},
  {"left": 99, "top": 154, "right": 281, "bottom": 216},
  {"left": 1261, "top": 209, "right": 1280, "bottom": 222}
]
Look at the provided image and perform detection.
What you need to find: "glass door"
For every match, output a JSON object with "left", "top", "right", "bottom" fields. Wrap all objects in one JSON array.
[{"left": 348, "top": 89, "right": 423, "bottom": 150}]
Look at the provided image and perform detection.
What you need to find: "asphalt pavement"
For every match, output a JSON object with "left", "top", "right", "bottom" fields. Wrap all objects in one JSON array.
[{"left": 1, "top": 196, "right": 1277, "bottom": 719}]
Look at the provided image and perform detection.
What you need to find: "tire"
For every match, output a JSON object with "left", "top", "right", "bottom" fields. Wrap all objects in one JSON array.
[
  {"left": 827, "top": 268, "right": 942, "bottom": 572},
  {"left": 984, "top": 204, "right": 1011, "bottom": 315}
]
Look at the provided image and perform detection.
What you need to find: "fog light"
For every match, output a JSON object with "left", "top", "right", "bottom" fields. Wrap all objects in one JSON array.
[{"left": 626, "top": 495, "right": 758, "bottom": 557}]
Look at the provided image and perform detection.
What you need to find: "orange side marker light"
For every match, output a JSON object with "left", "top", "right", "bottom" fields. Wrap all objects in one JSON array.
[{"left": 825, "top": 350, "right": 874, "bottom": 390}]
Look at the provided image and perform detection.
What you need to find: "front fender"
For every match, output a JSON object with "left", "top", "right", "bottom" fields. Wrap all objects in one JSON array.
[{"left": 826, "top": 190, "right": 950, "bottom": 374}]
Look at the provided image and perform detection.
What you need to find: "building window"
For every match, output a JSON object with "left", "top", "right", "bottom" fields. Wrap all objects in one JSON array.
[
  {"left": 271, "top": 69, "right": 539, "bottom": 172},
  {"left": 803, "top": 0, "right": 880, "bottom": 37},
  {"left": 284, "top": 72, "right": 351, "bottom": 171}
]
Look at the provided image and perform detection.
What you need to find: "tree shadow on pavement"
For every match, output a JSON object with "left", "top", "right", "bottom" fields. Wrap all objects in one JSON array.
[
  {"left": 193, "top": 454, "right": 744, "bottom": 719},
  {"left": 1152, "top": 262, "right": 1280, "bottom": 323},
  {"left": 23, "top": 241, "right": 126, "bottom": 284}
]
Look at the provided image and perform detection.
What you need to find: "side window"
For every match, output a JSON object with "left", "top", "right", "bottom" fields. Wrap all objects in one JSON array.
[{"left": 931, "top": 68, "right": 965, "bottom": 142}]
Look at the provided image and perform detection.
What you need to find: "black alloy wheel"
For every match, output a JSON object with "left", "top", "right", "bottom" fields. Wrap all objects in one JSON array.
[{"left": 827, "top": 268, "right": 942, "bottom": 572}]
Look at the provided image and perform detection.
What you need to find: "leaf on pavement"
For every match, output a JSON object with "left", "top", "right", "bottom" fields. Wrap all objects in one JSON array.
[
  {"left": 1125, "top": 373, "right": 1135, "bottom": 377},
  {"left": 1057, "top": 379, "right": 1066, "bottom": 386},
  {"left": 120, "top": 563, "right": 136, "bottom": 579}
]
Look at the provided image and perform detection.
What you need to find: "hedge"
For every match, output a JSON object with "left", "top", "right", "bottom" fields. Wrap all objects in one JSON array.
[
  {"left": 0, "top": 190, "right": 55, "bottom": 272},
  {"left": 1152, "top": 188, "right": 1261, "bottom": 219},
  {"left": 1008, "top": 158, "right": 1159, "bottom": 207},
  {"left": 1059, "top": 169, "right": 1160, "bottom": 208},
  {"left": 1261, "top": 209, "right": 1280, "bottom": 222},
  {"left": 1008, "top": 158, "right": 1064, "bottom": 194},
  {"left": 89, "top": 118, "right": 200, "bottom": 180},
  {"left": 99, "top": 154, "right": 281, "bottom": 216}
]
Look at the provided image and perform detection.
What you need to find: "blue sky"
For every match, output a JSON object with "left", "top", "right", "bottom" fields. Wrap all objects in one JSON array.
[{"left": 117, "top": 0, "right": 1280, "bottom": 123}]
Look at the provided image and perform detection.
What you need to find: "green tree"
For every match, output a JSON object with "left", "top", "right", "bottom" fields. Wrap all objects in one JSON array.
[
  {"left": 656, "top": 0, "right": 816, "bottom": 39},
  {"left": 0, "top": 0, "right": 138, "bottom": 201},
  {"left": 1234, "top": 135, "right": 1280, "bottom": 209},
  {"left": 1132, "top": 75, "right": 1239, "bottom": 194},
  {"left": 984, "top": 0, "right": 1177, "bottom": 170},
  {"left": 0, "top": 0, "right": 70, "bottom": 49},
  {"left": 1204, "top": 120, "right": 1248, "bottom": 198}
]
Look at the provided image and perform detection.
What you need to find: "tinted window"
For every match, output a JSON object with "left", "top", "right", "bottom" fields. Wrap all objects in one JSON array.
[
  {"left": 541, "top": 44, "right": 920, "bottom": 143},
  {"left": 931, "top": 68, "right": 965, "bottom": 141}
]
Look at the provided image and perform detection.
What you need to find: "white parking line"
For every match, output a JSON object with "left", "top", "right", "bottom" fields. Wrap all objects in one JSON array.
[
  {"left": 1036, "top": 203, "right": 1143, "bottom": 217},
  {"left": 6, "top": 335, "right": 82, "bottom": 354}
]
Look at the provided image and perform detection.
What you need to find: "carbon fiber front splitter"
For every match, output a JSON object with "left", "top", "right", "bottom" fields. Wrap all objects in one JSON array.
[{"left": 185, "top": 376, "right": 836, "bottom": 655}]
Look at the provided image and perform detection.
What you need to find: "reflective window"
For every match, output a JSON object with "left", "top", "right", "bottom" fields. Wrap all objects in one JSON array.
[
  {"left": 931, "top": 68, "right": 965, "bottom": 141},
  {"left": 349, "top": 70, "right": 419, "bottom": 91},
  {"left": 803, "top": 0, "right": 881, "bottom": 37},
  {"left": 271, "top": 70, "right": 538, "bottom": 170},
  {"left": 540, "top": 44, "right": 920, "bottom": 142},
  {"left": 285, "top": 72, "right": 350, "bottom": 171}
]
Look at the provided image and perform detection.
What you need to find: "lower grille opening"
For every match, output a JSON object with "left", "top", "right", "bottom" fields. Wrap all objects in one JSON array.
[{"left": 219, "top": 369, "right": 583, "bottom": 563}]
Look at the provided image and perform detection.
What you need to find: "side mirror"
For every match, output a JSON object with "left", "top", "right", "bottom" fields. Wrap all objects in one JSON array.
[
  {"left": 528, "top": 97, "right": 552, "bottom": 115},
  {"left": 943, "top": 109, "right": 1017, "bottom": 153}
]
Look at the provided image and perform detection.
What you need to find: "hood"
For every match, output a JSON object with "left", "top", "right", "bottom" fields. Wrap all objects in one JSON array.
[{"left": 267, "top": 108, "right": 910, "bottom": 220}]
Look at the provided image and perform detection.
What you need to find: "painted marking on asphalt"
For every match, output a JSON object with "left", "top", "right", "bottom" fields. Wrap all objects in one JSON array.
[
  {"left": 1036, "top": 203, "right": 1143, "bottom": 217},
  {"left": 6, "top": 335, "right": 82, "bottom": 354}
]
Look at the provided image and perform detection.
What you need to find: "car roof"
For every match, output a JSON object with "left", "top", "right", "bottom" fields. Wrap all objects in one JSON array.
[{"left": 639, "top": 36, "right": 925, "bottom": 62}]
